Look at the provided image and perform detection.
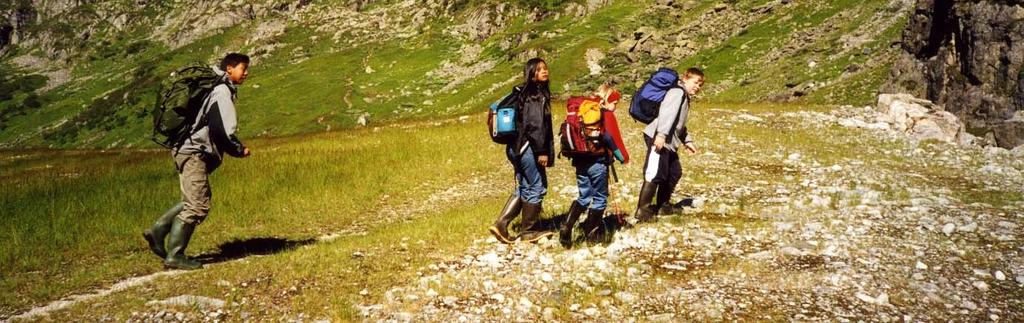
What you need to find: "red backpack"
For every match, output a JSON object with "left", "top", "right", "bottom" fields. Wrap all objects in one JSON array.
[{"left": 559, "top": 96, "right": 607, "bottom": 158}]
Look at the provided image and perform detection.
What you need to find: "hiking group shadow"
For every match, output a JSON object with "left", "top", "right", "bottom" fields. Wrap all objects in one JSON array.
[
  {"left": 527, "top": 198, "right": 698, "bottom": 244},
  {"left": 195, "top": 237, "right": 317, "bottom": 265}
]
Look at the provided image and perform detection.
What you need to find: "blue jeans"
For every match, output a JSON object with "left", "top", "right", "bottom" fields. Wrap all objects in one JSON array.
[
  {"left": 507, "top": 145, "right": 547, "bottom": 204},
  {"left": 575, "top": 159, "right": 609, "bottom": 211}
]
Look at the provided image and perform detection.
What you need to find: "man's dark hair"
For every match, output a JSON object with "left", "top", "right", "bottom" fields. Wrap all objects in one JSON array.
[{"left": 220, "top": 53, "right": 250, "bottom": 71}]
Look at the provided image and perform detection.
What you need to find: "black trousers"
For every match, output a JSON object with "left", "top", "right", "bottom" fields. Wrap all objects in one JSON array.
[{"left": 642, "top": 135, "right": 681, "bottom": 206}]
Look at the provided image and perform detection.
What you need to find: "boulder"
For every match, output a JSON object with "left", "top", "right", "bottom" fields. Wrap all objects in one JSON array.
[{"left": 877, "top": 93, "right": 970, "bottom": 144}]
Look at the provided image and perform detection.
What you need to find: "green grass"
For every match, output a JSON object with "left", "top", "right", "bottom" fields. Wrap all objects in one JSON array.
[{"left": 0, "top": 114, "right": 508, "bottom": 315}]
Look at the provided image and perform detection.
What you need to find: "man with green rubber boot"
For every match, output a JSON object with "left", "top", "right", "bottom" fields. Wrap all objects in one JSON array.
[{"left": 143, "top": 53, "right": 252, "bottom": 270}]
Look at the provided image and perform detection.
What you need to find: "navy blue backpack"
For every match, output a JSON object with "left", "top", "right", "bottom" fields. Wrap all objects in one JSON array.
[{"left": 629, "top": 68, "right": 680, "bottom": 124}]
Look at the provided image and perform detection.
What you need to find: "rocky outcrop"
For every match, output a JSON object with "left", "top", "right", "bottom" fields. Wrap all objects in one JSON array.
[
  {"left": 876, "top": 93, "right": 976, "bottom": 145},
  {"left": 884, "top": 0, "right": 1024, "bottom": 148},
  {"left": 0, "top": 3, "right": 36, "bottom": 55}
]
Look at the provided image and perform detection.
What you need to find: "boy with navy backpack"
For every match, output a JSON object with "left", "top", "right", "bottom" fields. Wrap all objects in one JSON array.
[{"left": 631, "top": 67, "right": 704, "bottom": 223}]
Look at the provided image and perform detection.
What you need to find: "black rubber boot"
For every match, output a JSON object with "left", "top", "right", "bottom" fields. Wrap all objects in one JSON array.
[
  {"left": 142, "top": 202, "right": 183, "bottom": 258},
  {"left": 559, "top": 201, "right": 587, "bottom": 248},
  {"left": 634, "top": 181, "right": 658, "bottom": 223},
  {"left": 488, "top": 194, "right": 521, "bottom": 244},
  {"left": 583, "top": 208, "right": 607, "bottom": 243},
  {"left": 518, "top": 201, "right": 554, "bottom": 243},
  {"left": 655, "top": 182, "right": 675, "bottom": 215},
  {"left": 163, "top": 217, "right": 203, "bottom": 270}
]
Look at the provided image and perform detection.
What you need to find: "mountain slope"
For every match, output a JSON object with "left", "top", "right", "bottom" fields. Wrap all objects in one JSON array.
[{"left": 0, "top": 0, "right": 910, "bottom": 149}]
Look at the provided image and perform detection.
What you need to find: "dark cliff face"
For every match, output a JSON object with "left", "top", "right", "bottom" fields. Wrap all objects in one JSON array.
[
  {"left": 0, "top": 4, "right": 37, "bottom": 55},
  {"left": 884, "top": 0, "right": 1024, "bottom": 148}
]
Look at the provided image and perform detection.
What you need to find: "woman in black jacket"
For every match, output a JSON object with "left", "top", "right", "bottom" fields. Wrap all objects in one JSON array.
[{"left": 489, "top": 58, "right": 555, "bottom": 244}]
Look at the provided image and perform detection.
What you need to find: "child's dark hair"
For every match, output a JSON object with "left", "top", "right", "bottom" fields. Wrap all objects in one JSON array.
[
  {"left": 684, "top": 67, "right": 705, "bottom": 81},
  {"left": 220, "top": 53, "right": 250, "bottom": 71},
  {"left": 522, "top": 58, "right": 550, "bottom": 99}
]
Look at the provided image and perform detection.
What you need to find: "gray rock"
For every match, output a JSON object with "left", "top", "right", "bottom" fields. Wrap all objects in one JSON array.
[
  {"left": 442, "top": 296, "right": 458, "bottom": 306},
  {"left": 614, "top": 291, "right": 636, "bottom": 303},
  {"left": 941, "top": 223, "right": 956, "bottom": 236},
  {"left": 146, "top": 295, "right": 226, "bottom": 310},
  {"left": 958, "top": 222, "right": 978, "bottom": 233},
  {"left": 994, "top": 271, "right": 1006, "bottom": 281}
]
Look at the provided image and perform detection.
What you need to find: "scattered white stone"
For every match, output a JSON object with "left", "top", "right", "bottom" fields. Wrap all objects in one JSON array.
[
  {"left": 855, "top": 292, "right": 876, "bottom": 304},
  {"left": 962, "top": 300, "right": 978, "bottom": 310},
  {"left": 476, "top": 253, "right": 502, "bottom": 268},
  {"left": 876, "top": 292, "right": 890, "bottom": 305},
  {"left": 490, "top": 293, "right": 505, "bottom": 303},
  {"left": 957, "top": 222, "right": 978, "bottom": 233},
  {"left": 973, "top": 281, "right": 990, "bottom": 292},
  {"left": 360, "top": 289, "right": 369, "bottom": 296},
  {"left": 941, "top": 223, "right": 956, "bottom": 236},
  {"left": 425, "top": 289, "right": 439, "bottom": 298},
  {"left": 518, "top": 297, "right": 533, "bottom": 312},
  {"left": 146, "top": 295, "right": 226, "bottom": 310},
  {"left": 780, "top": 246, "right": 805, "bottom": 257},
  {"left": 583, "top": 308, "right": 599, "bottom": 317},
  {"left": 442, "top": 296, "right": 458, "bottom": 306},
  {"left": 541, "top": 272, "right": 553, "bottom": 282},
  {"left": 746, "top": 250, "right": 773, "bottom": 260},
  {"left": 539, "top": 255, "right": 554, "bottom": 266},
  {"left": 915, "top": 261, "right": 928, "bottom": 270},
  {"left": 542, "top": 307, "right": 555, "bottom": 320},
  {"left": 735, "top": 114, "right": 764, "bottom": 122},
  {"left": 994, "top": 271, "right": 1006, "bottom": 281},
  {"left": 614, "top": 291, "right": 636, "bottom": 303}
]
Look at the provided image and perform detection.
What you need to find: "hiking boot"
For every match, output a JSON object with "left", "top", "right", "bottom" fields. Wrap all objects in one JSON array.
[
  {"left": 142, "top": 202, "right": 183, "bottom": 258},
  {"left": 559, "top": 201, "right": 586, "bottom": 249},
  {"left": 488, "top": 194, "right": 521, "bottom": 244},
  {"left": 654, "top": 182, "right": 674, "bottom": 215},
  {"left": 518, "top": 201, "right": 554, "bottom": 243},
  {"left": 582, "top": 208, "right": 607, "bottom": 243},
  {"left": 634, "top": 181, "right": 658, "bottom": 223},
  {"left": 163, "top": 217, "right": 203, "bottom": 270}
]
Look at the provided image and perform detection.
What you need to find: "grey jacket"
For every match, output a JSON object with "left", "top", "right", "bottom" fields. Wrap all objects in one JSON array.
[
  {"left": 174, "top": 66, "right": 246, "bottom": 170},
  {"left": 643, "top": 87, "right": 692, "bottom": 152}
]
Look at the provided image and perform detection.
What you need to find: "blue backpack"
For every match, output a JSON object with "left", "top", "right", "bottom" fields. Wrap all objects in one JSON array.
[
  {"left": 629, "top": 68, "right": 680, "bottom": 124},
  {"left": 488, "top": 88, "right": 520, "bottom": 144}
]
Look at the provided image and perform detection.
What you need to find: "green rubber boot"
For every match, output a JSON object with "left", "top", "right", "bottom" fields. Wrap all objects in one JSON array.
[
  {"left": 143, "top": 203, "right": 183, "bottom": 258},
  {"left": 163, "top": 217, "right": 203, "bottom": 270}
]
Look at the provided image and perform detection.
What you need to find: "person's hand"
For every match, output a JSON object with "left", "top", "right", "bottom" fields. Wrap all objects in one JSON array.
[
  {"left": 242, "top": 147, "right": 251, "bottom": 157},
  {"left": 684, "top": 142, "right": 697, "bottom": 155},
  {"left": 653, "top": 136, "right": 666, "bottom": 151},
  {"left": 538, "top": 155, "right": 549, "bottom": 167}
]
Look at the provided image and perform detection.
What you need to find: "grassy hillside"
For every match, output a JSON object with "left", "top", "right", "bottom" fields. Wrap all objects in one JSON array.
[{"left": 0, "top": 0, "right": 908, "bottom": 149}]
